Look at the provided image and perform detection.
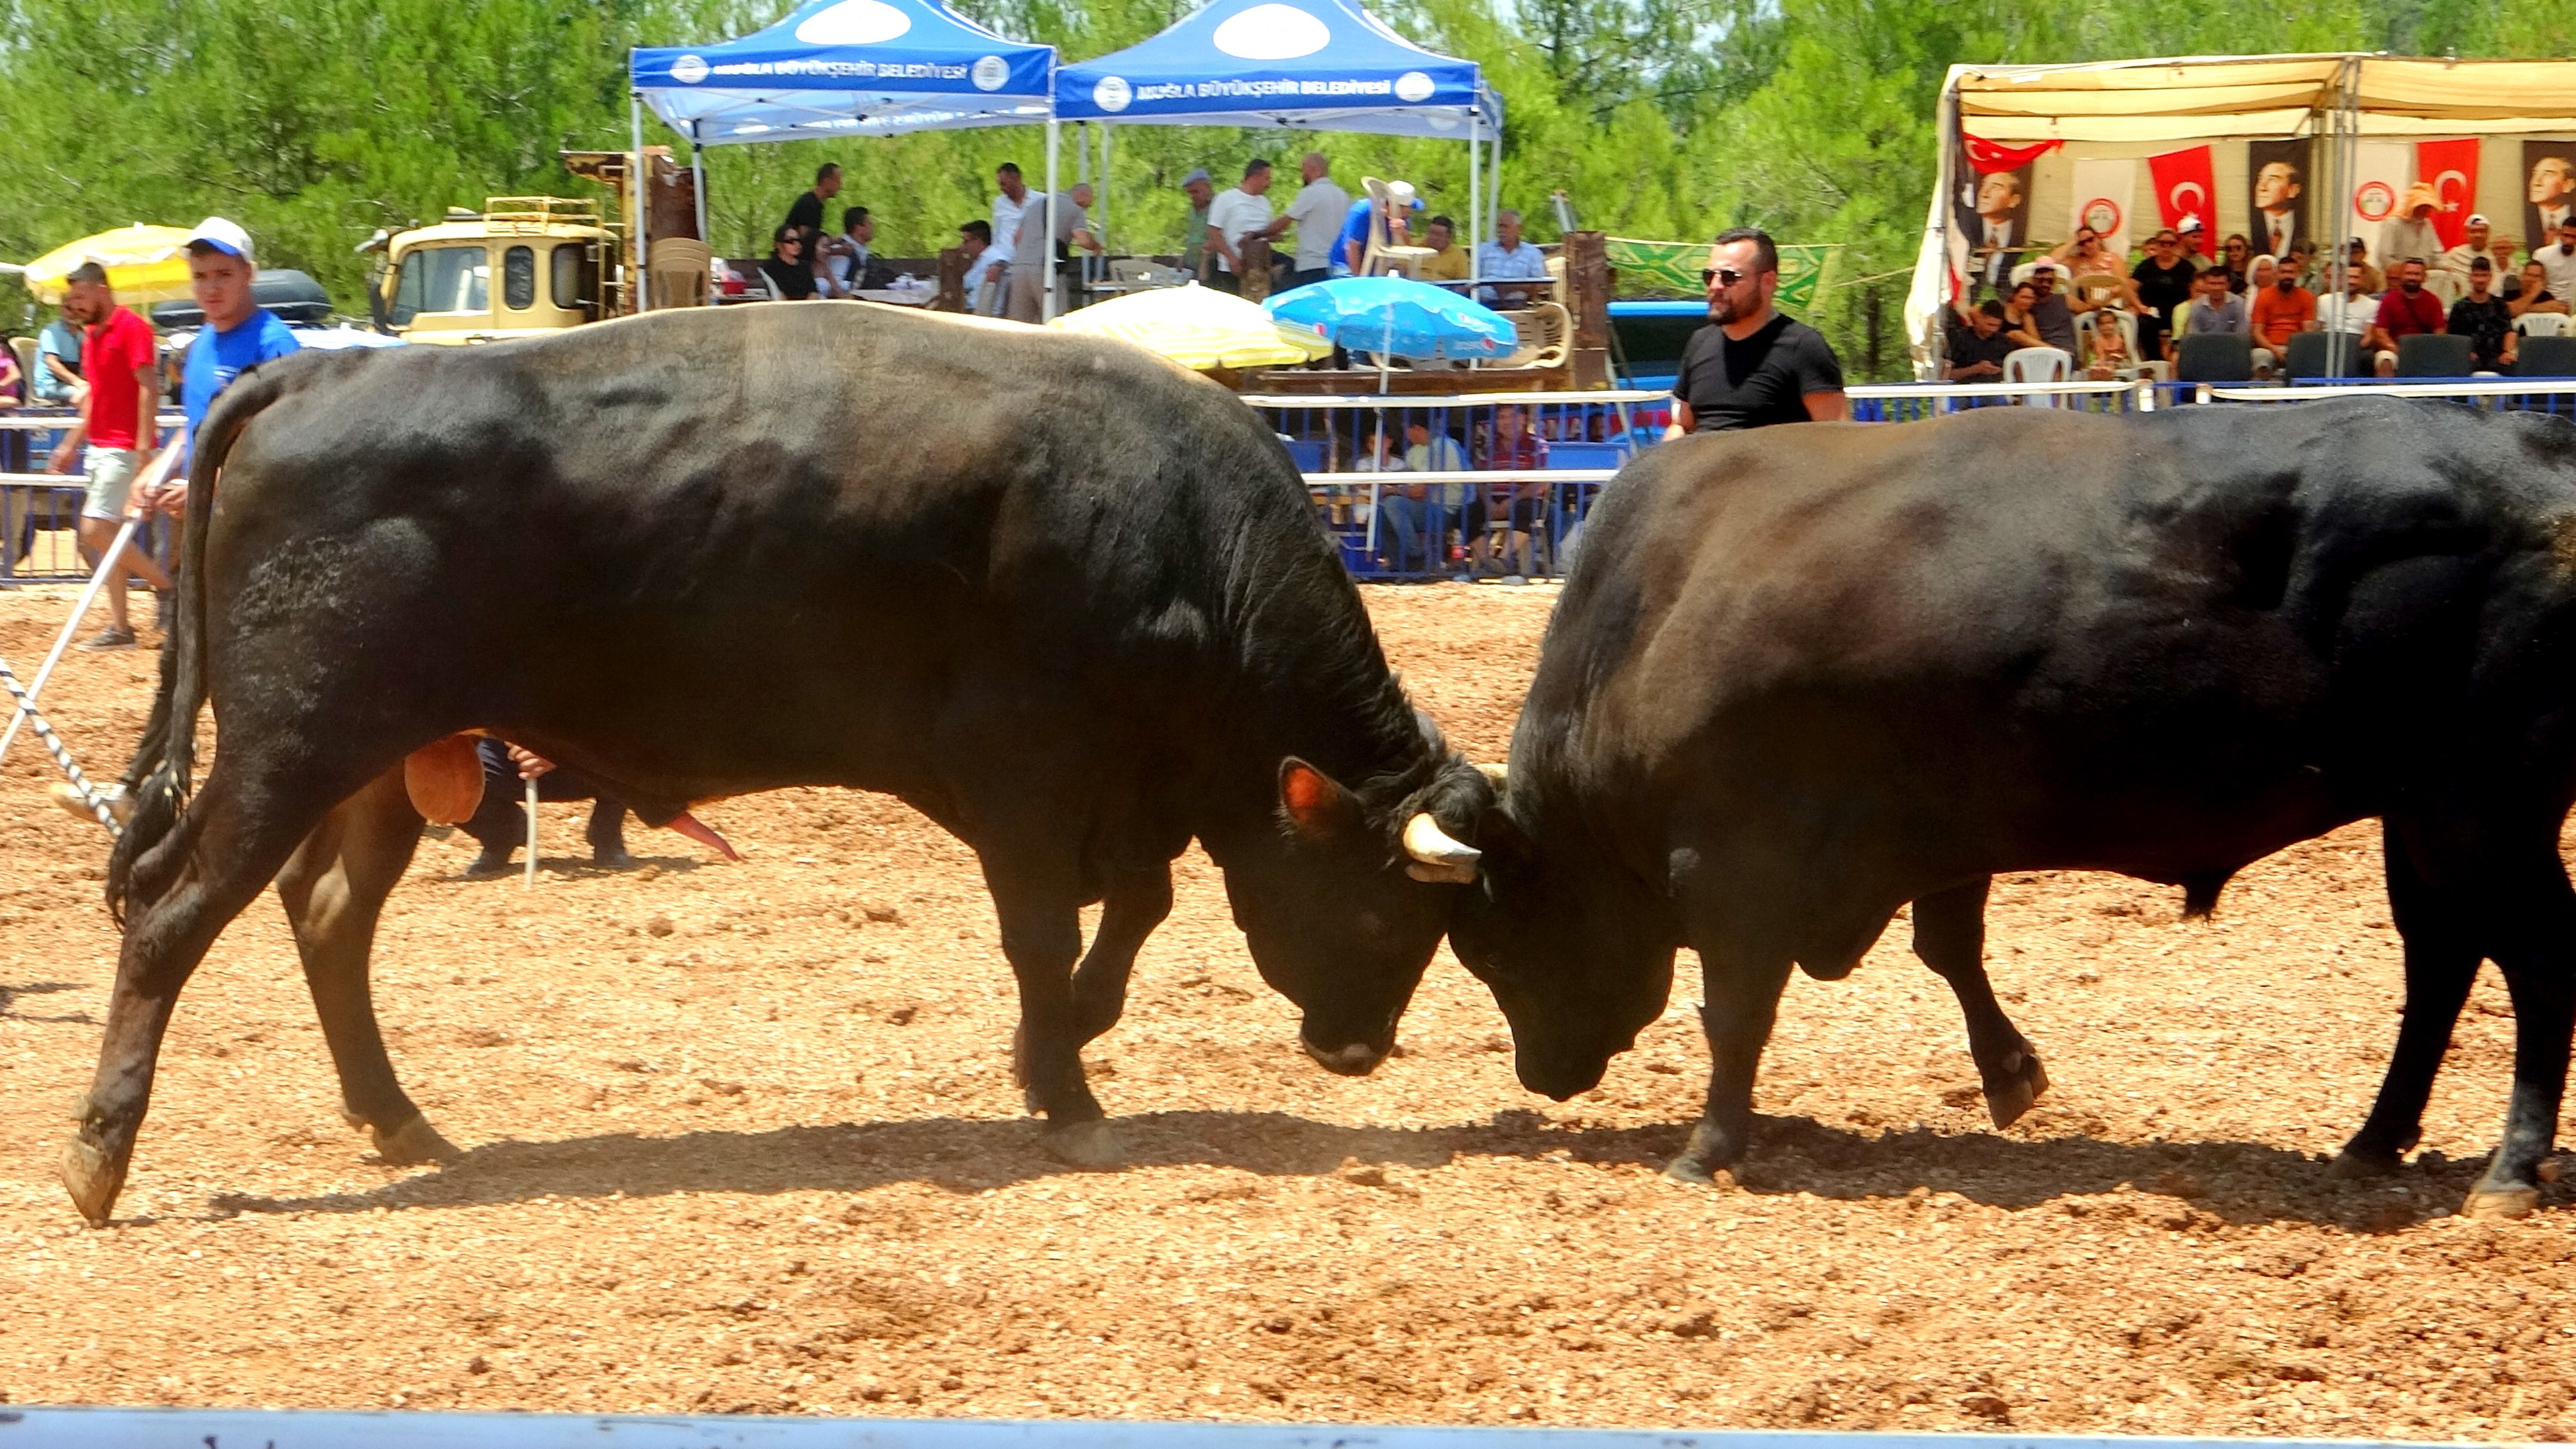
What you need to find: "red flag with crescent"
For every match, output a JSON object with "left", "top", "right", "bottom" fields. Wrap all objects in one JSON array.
[
  {"left": 1964, "top": 135, "right": 2061, "bottom": 175},
  {"left": 2416, "top": 138, "right": 2479, "bottom": 250},
  {"left": 2149, "top": 145, "right": 2218, "bottom": 254}
]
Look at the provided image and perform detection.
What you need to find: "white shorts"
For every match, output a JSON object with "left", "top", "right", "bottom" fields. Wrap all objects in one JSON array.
[{"left": 82, "top": 447, "right": 141, "bottom": 522}]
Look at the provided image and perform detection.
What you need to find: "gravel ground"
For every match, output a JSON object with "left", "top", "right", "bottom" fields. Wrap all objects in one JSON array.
[{"left": 0, "top": 581, "right": 2570, "bottom": 1434}]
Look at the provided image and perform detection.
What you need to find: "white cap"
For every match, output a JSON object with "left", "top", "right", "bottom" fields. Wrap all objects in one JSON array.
[
  {"left": 1385, "top": 180, "right": 1419, "bottom": 209},
  {"left": 186, "top": 216, "right": 254, "bottom": 262},
  {"left": 2467, "top": 212, "right": 2490, "bottom": 227}
]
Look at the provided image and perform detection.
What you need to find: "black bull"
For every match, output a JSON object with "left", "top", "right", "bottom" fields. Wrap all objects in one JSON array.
[
  {"left": 1450, "top": 399, "right": 2576, "bottom": 1220},
  {"left": 68, "top": 303, "right": 1495, "bottom": 1225}
]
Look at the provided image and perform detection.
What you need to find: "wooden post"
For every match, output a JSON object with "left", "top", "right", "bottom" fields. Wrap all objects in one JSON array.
[
  {"left": 933, "top": 247, "right": 967, "bottom": 312},
  {"left": 1564, "top": 230, "right": 1613, "bottom": 390},
  {"left": 1240, "top": 237, "right": 1275, "bottom": 303}
]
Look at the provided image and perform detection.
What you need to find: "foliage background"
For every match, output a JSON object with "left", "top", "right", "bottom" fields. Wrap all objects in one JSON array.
[{"left": 3, "top": 0, "right": 2571, "bottom": 376}]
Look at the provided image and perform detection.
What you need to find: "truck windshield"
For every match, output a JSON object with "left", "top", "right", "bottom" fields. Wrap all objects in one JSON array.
[{"left": 389, "top": 246, "right": 490, "bottom": 325}]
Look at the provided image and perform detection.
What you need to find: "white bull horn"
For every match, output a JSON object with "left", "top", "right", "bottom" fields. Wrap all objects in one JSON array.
[
  {"left": 1477, "top": 763, "right": 1507, "bottom": 788},
  {"left": 1403, "top": 812, "right": 1481, "bottom": 883}
]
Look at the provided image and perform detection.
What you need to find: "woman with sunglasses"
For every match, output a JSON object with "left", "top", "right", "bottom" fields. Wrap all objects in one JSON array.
[
  {"left": 761, "top": 225, "right": 818, "bottom": 301},
  {"left": 2129, "top": 229, "right": 2200, "bottom": 362}
]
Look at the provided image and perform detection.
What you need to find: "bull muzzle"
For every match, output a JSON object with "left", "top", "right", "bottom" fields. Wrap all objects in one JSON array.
[
  {"left": 1402, "top": 812, "right": 1481, "bottom": 883},
  {"left": 1300, "top": 1034, "right": 1390, "bottom": 1077}
]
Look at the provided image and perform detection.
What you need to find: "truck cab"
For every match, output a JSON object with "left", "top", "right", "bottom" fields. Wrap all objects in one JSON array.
[{"left": 372, "top": 197, "right": 607, "bottom": 345}]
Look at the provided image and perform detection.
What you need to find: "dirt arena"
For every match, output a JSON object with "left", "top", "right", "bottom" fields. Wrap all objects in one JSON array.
[{"left": 1, "top": 582, "right": 2571, "bottom": 1434}]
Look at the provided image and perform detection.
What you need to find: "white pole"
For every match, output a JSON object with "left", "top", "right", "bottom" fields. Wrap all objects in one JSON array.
[
  {"left": 523, "top": 777, "right": 539, "bottom": 889},
  {"left": 1101, "top": 124, "right": 1113, "bottom": 260},
  {"left": 691, "top": 125, "right": 708, "bottom": 246},
  {"left": 1467, "top": 113, "right": 1481, "bottom": 298},
  {"left": 631, "top": 94, "right": 650, "bottom": 313},
  {"left": 0, "top": 424, "right": 184, "bottom": 772},
  {"left": 1043, "top": 119, "right": 1061, "bottom": 321}
]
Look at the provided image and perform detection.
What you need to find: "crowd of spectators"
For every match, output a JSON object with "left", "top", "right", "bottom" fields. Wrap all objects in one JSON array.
[{"left": 1949, "top": 202, "right": 2576, "bottom": 382}]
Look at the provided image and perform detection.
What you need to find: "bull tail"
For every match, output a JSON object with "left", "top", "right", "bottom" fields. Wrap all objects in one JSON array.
[{"left": 106, "top": 367, "right": 288, "bottom": 924}]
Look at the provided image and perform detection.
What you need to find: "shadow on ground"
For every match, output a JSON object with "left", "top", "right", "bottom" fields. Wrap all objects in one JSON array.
[
  {"left": 203, "top": 1107, "right": 2557, "bottom": 1230},
  {"left": 0, "top": 979, "right": 93, "bottom": 1025}
]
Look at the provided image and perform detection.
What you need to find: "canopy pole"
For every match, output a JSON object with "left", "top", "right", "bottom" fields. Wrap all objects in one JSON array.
[
  {"left": 631, "top": 93, "right": 649, "bottom": 313},
  {"left": 691, "top": 123, "right": 708, "bottom": 248},
  {"left": 1468, "top": 114, "right": 1481, "bottom": 292},
  {"left": 1101, "top": 125, "right": 1113, "bottom": 260},
  {"left": 1043, "top": 119, "right": 1061, "bottom": 322},
  {"left": 1928, "top": 75, "right": 1958, "bottom": 378}
]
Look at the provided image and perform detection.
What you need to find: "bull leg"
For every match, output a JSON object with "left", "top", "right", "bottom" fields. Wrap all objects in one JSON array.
[
  {"left": 1910, "top": 877, "right": 2049, "bottom": 1128},
  {"left": 1667, "top": 951, "right": 1795, "bottom": 1185},
  {"left": 985, "top": 858, "right": 1124, "bottom": 1170},
  {"left": 1067, "top": 863, "right": 1175, "bottom": 1046},
  {"left": 274, "top": 767, "right": 458, "bottom": 1168},
  {"left": 2332, "top": 820, "right": 2480, "bottom": 1179},
  {"left": 586, "top": 798, "right": 635, "bottom": 871},
  {"left": 64, "top": 761, "right": 350, "bottom": 1224},
  {"left": 2462, "top": 864, "right": 2575, "bottom": 1220}
]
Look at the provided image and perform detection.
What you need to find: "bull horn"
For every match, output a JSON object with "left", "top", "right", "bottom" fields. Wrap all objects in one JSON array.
[
  {"left": 1403, "top": 812, "right": 1481, "bottom": 883},
  {"left": 1477, "top": 763, "right": 1507, "bottom": 788}
]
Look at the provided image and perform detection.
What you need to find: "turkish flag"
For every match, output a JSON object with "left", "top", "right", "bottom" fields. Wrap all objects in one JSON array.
[
  {"left": 2148, "top": 145, "right": 2218, "bottom": 254},
  {"left": 1964, "top": 135, "right": 2062, "bottom": 175},
  {"left": 2416, "top": 138, "right": 2480, "bottom": 249}
]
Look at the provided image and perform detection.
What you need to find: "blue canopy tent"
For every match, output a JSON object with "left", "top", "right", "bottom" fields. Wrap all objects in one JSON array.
[
  {"left": 629, "top": 0, "right": 1061, "bottom": 310},
  {"left": 1053, "top": 0, "right": 1504, "bottom": 274}
]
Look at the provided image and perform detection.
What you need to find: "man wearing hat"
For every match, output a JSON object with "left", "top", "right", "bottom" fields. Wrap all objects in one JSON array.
[
  {"left": 2438, "top": 213, "right": 2509, "bottom": 300},
  {"left": 1176, "top": 168, "right": 1215, "bottom": 281},
  {"left": 160, "top": 217, "right": 300, "bottom": 520},
  {"left": 2379, "top": 183, "right": 2445, "bottom": 278}
]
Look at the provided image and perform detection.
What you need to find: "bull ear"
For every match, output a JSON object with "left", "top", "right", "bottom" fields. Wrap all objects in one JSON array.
[{"left": 1278, "top": 757, "right": 1362, "bottom": 841}]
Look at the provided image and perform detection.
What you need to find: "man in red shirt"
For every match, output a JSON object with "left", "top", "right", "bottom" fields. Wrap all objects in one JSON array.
[
  {"left": 2365, "top": 258, "right": 2447, "bottom": 378},
  {"left": 44, "top": 263, "right": 172, "bottom": 648}
]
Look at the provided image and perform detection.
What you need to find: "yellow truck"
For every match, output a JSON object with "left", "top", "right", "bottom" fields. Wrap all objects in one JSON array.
[{"left": 367, "top": 196, "right": 612, "bottom": 345}]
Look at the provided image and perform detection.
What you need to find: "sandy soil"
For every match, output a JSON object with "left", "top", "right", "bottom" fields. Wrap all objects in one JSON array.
[{"left": 0, "top": 582, "right": 2571, "bottom": 1434}]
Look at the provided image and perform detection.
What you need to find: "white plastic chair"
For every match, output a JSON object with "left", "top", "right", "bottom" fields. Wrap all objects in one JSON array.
[
  {"left": 2516, "top": 311, "right": 2570, "bottom": 338},
  {"left": 2004, "top": 345, "right": 2072, "bottom": 405}
]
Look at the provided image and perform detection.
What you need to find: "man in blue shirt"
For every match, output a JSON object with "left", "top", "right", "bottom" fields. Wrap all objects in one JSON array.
[
  {"left": 31, "top": 313, "right": 81, "bottom": 405},
  {"left": 160, "top": 217, "right": 299, "bottom": 516},
  {"left": 1474, "top": 207, "right": 1553, "bottom": 307},
  {"left": 1332, "top": 179, "right": 1418, "bottom": 277}
]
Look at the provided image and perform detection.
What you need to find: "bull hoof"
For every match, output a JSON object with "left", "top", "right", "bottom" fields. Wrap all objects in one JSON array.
[
  {"left": 59, "top": 1136, "right": 127, "bottom": 1226},
  {"left": 1983, "top": 1051, "right": 2049, "bottom": 1130},
  {"left": 370, "top": 1114, "right": 462, "bottom": 1167},
  {"left": 2463, "top": 1183, "right": 2541, "bottom": 1221},
  {"left": 590, "top": 850, "right": 639, "bottom": 872},
  {"left": 462, "top": 855, "right": 515, "bottom": 880},
  {"left": 1664, "top": 1118, "right": 1741, "bottom": 1186},
  {"left": 1040, "top": 1118, "right": 1125, "bottom": 1170},
  {"left": 2327, "top": 1146, "right": 2404, "bottom": 1181}
]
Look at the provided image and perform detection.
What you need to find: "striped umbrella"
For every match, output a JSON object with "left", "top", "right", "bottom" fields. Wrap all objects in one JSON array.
[{"left": 1049, "top": 282, "right": 1334, "bottom": 370}]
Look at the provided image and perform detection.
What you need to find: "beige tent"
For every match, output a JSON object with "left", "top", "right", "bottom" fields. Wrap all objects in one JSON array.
[{"left": 1905, "top": 54, "right": 2576, "bottom": 370}]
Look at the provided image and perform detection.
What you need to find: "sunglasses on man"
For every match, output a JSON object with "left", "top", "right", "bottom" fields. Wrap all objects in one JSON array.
[{"left": 1700, "top": 267, "right": 1751, "bottom": 288}]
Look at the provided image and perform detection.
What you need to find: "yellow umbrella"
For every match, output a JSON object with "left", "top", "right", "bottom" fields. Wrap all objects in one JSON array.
[
  {"left": 1048, "top": 282, "right": 1334, "bottom": 370},
  {"left": 18, "top": 224, "right": 199, "bottom": 306}
]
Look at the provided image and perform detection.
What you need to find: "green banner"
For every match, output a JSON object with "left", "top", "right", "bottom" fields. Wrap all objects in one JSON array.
[{"left": 1604, "top": 237, "right": 1834, "bottom": 311}]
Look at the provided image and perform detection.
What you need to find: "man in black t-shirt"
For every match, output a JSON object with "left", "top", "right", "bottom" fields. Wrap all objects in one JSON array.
[
  {"left": 1945, "top": 300, "right": 2017, "bottom": 380},
  {"left": 1668, "top": 227, "right": 1847, "bottom": 435},
  {"left": 2448, "top": 256, "right": 2518, "bottom": 372},
  {"left": 784, "top": 162, "right": 842, "bottom": 237}
]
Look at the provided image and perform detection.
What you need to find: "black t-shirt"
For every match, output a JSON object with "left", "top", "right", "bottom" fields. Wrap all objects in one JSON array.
[
  {"left": 761, "top": 255, "right": 816, "bottom": 301},
  {"left": 1674, "top": 314, "right": 1845, "bottom": 432},
  {"left": 1947, "top": 323, "right": 2018, "bottom": 374},
  {"left": 783, "top": 191, "right": 824, "bottom": 237},
  {"left": 2131, "top": 256, "right": 2198, "bottom": 320},
  {"left": 2449, "top": 295, "right": 2514, "bottom": 367}
]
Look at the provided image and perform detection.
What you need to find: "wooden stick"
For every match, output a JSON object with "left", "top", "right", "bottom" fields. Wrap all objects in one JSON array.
[{"left": 523, "top": 777, "right": 540, "bottom": 889}]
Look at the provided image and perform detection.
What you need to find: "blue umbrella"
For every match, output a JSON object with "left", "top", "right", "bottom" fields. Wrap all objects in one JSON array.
[{"left": 1265, "top": 275, "right": 1517, "bottom": 362}]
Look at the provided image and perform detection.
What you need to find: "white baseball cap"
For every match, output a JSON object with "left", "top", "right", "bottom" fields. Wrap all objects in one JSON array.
[
  {"left": 2467, "top": 212, "right": 2490, "bottom": 227},
  {"left": 186, "top": 216, "right": 254, "bottom": 262},
  {"left": 1385, "top": 180, "right": 1421, "bottom": 210}
]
